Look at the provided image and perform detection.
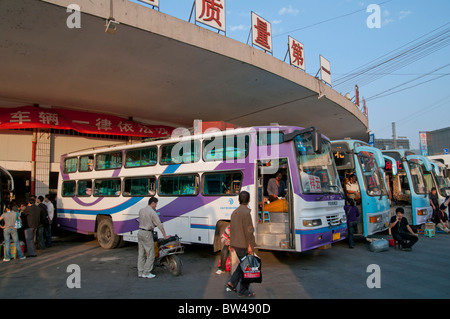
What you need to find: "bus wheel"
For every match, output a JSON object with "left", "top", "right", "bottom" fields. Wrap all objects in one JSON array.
[{"left": 97, "top": 217, "right": 120, "bottom": 249}]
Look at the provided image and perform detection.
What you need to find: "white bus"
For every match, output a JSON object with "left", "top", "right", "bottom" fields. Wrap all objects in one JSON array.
[
  {"left": 57, "top": 125, "right": 347, "bottom": 252},
  {"left": 0, "top": 165, "right": 14, "bottom": 212}
]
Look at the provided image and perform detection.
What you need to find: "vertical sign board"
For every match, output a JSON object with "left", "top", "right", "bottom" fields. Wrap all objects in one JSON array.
[
  {"left": 319, "top": 55, "right": 331, "bottom": 86},
  {"left": 288, "top": 36, "right": 305, "bottom": 71},
  {"left": 419, "top": 132, "right": 428, "bottom": 156},
  {"left": 251, "top": 12, "right": 272, "bottom": 53},
  {"left": 138, "top": 0, "right": 159, "bottom": 7},
  {"left": 368, "top": 133, "right": 375, "bottom": 147},
  {"left": 195, "top": 0, "right": 226, "bottom": 32}
]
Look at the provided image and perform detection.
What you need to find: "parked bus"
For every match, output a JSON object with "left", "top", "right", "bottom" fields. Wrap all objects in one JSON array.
[
  {"left": 57, "top": 125, "right": 347, "bottom": 252},
  {"left": 381, "top": 150, "right": 432, "bottom": 225},
  {"left": 0, "top": 165, "right": 14, "bottom": 213},
  {"left": 331, "top": 140, "right": 390, "bottom": 236},
  {"left": 424, "top": 158, "right": 450, "bottom": 207},
  {"left": 427, "top": 154, "right": 450, "bottom": 176}
]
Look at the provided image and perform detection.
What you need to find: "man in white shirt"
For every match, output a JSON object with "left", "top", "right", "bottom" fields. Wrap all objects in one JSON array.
[
  {"left": 346, "top": 174, "right": 360, "bottom": 202},
  {"left": 44, "top": 194, "right": 54, "bottom": 247}
]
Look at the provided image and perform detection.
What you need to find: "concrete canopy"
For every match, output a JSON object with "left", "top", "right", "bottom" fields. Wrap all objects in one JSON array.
[{"left": 0, "top": 0, "right": 369, "bottom": 141}]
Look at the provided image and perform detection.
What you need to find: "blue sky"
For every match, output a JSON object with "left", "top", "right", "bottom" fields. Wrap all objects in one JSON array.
[{"left": 130, "top": 0, "right": 450, "bottom": 150}]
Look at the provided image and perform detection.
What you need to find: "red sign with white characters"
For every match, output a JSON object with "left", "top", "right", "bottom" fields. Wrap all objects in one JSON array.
[{"left": 0, "top": 106, "right": 173, "bottom": 138}]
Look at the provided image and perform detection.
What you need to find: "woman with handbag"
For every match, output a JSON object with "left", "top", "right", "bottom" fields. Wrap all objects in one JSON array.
[
  {"left": 226, "top": 191, "right": 257, "bottom": 298},
  {"left": 0, "top": 203, "right": 26, "bottom": 261}
]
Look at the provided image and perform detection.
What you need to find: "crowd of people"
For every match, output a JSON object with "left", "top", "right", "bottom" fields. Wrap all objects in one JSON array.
[{"left": 1, "top": 194, "right": 55, "bottom": 261}]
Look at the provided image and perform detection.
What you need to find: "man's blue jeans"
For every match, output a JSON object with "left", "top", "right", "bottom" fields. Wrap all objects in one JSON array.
[{"left": 3, "top": 228, "right": 25, "bottom": 259}]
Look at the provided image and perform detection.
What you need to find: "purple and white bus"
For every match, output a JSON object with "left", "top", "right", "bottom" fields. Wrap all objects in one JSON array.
[{"left": 57, "top": 125, "right": 346, "bottom": 252}]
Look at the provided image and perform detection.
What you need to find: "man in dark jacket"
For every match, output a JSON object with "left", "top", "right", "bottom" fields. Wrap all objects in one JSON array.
[
  {"left": 227, "top": 191, "right": 257, "bottom": 297},
  {"left": 22, "top": 198, "right": 41, "bottom": 257},
  {"left": 389, "top": 207, "right": 419, "bottom": 251},
  {"left": 36, "top": 196, "right": 49, "bottom": 249}
]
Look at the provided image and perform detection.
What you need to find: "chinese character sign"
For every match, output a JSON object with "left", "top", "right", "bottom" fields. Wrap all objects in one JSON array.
[
  {"left": 419, "top": 132, "right": 428, "bottom": 156},
  {"left": 320, "top": 55, "right": 331, "bottom": 86},
  {"left": 196, "top": 0, "right": 226, "bottom": 32},
  {"left": 288, "top": 36, "right": 305, "bottom": 70},
  {"left": 138, "top": 0, "right": 159, "bottom": 7},
  {"left": 0, "top": 106, "right": 173, "bottom": 138},
  {"left": 251, "top": 12, "right": 272, "bottom": 52}
]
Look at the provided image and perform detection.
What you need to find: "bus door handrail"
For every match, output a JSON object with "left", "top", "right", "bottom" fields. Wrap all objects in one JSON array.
[
  {"left": 354, "top": 145, "right": 385, "bottom": 169},
  {"left": 406, "top": 155, "right": 433, "bottom": 172},
  {"left": 383, "top": 155, "right": 398, "bottom": 176}
]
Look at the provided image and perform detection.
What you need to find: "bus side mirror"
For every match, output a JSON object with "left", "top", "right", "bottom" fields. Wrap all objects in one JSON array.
[{"left": 312, "top": 130, "right": 322, "bottom": 154}]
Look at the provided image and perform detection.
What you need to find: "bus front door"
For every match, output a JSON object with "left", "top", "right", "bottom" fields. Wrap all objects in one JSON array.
[{"left": 255, "top": 159, "right": 294, "bottom": 250}]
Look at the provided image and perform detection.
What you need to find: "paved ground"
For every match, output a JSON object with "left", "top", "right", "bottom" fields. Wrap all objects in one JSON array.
[{"left": 0, "top": 229, "right": 448, "bottom": 302}]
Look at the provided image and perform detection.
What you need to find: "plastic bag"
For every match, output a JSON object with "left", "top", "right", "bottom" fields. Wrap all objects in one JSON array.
[
  {"left": 369, "top": 239, "right": 389, "bottom": 252},
  {"left": 218, "top": 256, "right": 231, "bottom": 272},
  {"left": 240, "top": 254, "right": 262, "bottom": 284}
]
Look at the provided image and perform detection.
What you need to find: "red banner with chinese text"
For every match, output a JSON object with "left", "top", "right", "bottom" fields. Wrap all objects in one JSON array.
[{"left": 0, "top": 106, "right": 174, "bottom": 138}]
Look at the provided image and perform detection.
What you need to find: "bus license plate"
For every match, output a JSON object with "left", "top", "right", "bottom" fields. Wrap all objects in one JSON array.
[{"left": 333, "top": 233, "right": 340, "bottom": 241}]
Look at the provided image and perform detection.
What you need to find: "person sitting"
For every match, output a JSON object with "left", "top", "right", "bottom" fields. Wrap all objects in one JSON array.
[
  {"left": 389, "top": 207, "right": 419, "bottom": 251},
  {"left": 267, "top": 172, "right": 286, "bottom": 202},
  {"left": 429, "top": 187, "right": 439, "bottom": 214},
  {"left": 345, "top": 174, "right": 360, "bottom": 203},
  {"left": 432, "top": 203, "right": 450, "bottom": 234}
]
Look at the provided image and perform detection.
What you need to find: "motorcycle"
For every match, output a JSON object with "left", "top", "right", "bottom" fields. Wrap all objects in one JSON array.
[{"left": 153, "top": 233, "right": 184, "bottom": 276}]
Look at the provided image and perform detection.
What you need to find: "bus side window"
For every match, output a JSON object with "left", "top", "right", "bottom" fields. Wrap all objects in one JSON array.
[
  {"left": 96, "top": 152, "right": 123, "bottom": 170},
  {"left": 93, "top": 178, "right": 121, "bottom": 196},
  {"left": 62, "top": 181, "right": 76, "bottom": 196},
  {"left": 64, "top": 157, "right": 78, "bottom": 173},
  {"left": 125, "top": 147, "right": 157, "bottom": 168},
  {"left": 77, "top": 180, "right": 92, "bottom": 196},
  {"left": 123, "top": 176, "right": 156, "bottom": 196},
  {"left": 202, "top": 171, "right": 243, "bottom": 195},
  {"left": 158, "top": 174, "right": 199, "bottom": 196},
  {"left": 203, "top": 135, "right": 249, "bottom": 162},
  {"left": 79, "top": 155, "right": 94, "bottom": 172},
  {"left": 161, "top": 141, "right": 200, "bottom": 165}
]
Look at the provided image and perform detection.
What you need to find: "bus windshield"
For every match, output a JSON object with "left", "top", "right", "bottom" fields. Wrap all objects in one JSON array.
[
  {"left": 294, "top": 133, "right": 341, "bottom": 194},
  {"left": 357, "top": 152, "right": 387, "bottom": 197},
  {"left": 436, "top": 174, "right": 450, "bottom": 197},
  {"left": 408, "top": 161, "right": 427, "bottom": 194}
]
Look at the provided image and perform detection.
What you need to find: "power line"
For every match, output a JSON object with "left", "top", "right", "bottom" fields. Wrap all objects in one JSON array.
[
  {"left": 371, "top": 94, "right": 450, "bottom": 135},
  {"left": 273, "top": 0, "right": 393, "bottom": 38},
  {"left": 365, "top": 64, "right": 450, "bottom": 101},
  {"left": 366, "top": 74, "right": 449, "bottom": 101},
  {"left": 334, "top": 22, "right": 450, "bottom": 91}
]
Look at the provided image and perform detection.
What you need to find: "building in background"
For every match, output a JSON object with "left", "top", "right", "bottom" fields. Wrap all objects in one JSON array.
[
  {"left": 374, "top": 138, "right": 410, "bottom": 151},
  {"left": 419, "top": 126, "right": 450, "bottom": 156}
]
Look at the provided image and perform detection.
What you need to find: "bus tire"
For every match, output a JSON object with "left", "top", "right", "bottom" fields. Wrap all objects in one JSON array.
[{"left": 97, "top": 216, "right": 121, "bottom": 249}]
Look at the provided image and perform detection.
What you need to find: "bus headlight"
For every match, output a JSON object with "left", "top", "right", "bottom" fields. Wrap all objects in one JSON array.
[
  {"left": 417, "top": 209, "right": 427, "bottom": 216},
  {"left": 303, "top": 219, "right": 322, "bottom": 227}
]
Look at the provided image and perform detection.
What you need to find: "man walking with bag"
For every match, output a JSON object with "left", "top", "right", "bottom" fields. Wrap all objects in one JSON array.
[{"left": 227, "top": 191, "right": 257, "bottom": 297}]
